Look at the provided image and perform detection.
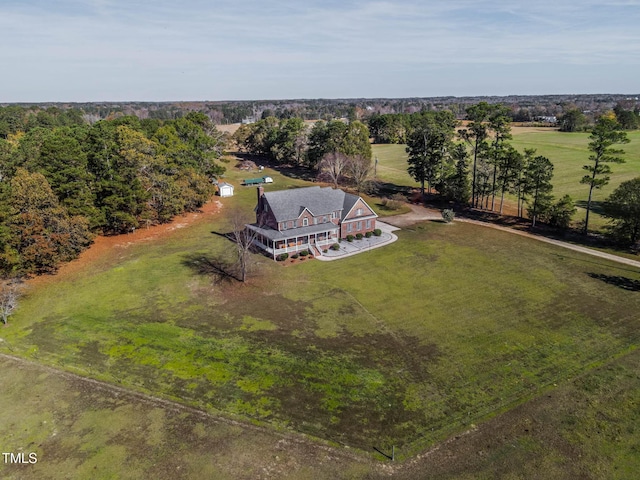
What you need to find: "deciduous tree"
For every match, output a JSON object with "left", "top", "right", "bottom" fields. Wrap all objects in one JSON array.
[{"left": 0, "top": 278, "right": 22, "bottom": 324}]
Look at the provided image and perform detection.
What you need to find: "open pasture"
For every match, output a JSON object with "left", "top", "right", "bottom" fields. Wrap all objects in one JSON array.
[
  {"left": 3, "top": 173, "right": 640, "bottom": 459},
  {"left": 373, "top": 129, "right": 640, "bottom": 229}
]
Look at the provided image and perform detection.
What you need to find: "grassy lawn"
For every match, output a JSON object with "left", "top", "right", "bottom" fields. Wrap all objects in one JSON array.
[
  {"left": 2, "top": 166, "right": 640, "bottom": 462},
  {"left": 510, "top": 129, "right": 640, "bottom": 230},
  {"left": 0, "top": 356, "right": 377, "bottom": 480},
  {"left": 371, "top": 144, "right": 417, "bottom": 188},
  {"left": 3, "top": 350, "right": 640, "bottom": 479},
  {"left": 373, "top": 129, "right": 640, "bottom": 230}
]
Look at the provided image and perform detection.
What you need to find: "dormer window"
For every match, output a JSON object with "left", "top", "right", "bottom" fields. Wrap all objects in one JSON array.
[{"left": 303, "top": 218, "right": 309, "bottom": 227}]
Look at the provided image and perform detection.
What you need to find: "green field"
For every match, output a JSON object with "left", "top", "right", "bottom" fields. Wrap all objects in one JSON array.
[
  {"left": 372, "top": 144, "right": 417, "bottom": 188},
  {"left": 373, "top": 129, "right": 640, "bottom": 229},
  {"left": 2, "top": 166, "right": 639, "bottom": 462},
  {"left": 4, "top": 349, "right": 640, "bottom": 479},
  {"left": 511, "top": 129, "right": 640, "bottom": 228}
]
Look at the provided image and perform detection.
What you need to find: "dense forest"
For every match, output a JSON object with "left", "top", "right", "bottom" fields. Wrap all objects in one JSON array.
[
  {"left": 0, "top": 107, "right": 225, "bottom": 276},
  {"left": 3, "top": 94, "right": 639, "bottom": 125}
]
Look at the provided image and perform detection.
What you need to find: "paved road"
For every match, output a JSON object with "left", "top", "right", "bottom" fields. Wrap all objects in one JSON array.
[{"left": 384, "top": 204, "right": 640, "bottom": 270}]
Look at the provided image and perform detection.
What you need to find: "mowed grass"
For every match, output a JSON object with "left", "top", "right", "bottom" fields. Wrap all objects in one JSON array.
[
  {"left": 372, "top": 144, "right": 417, "bottom": 188},
  {"left": 373, "top": 129, "right": 640, "bottom": 229},
  {"left": 511, "top": 129, "right": 640, "bottom": 229},
  {"left": 2, "top": 165, "right": 640, "bottom": 462}
]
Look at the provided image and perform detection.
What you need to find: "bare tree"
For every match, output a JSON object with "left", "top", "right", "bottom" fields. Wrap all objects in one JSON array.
[
  {"left": 0, "top": 279, "right": 23, "bottom": 325},
  {"left": 317, "top": 152, "right": 348, "bottom": 188},
  {"left": 347, "top": 155, "right": 373, "bottom": 193},
  {"left": 229, "top": 208, "right": 261, "bottom": 283}
]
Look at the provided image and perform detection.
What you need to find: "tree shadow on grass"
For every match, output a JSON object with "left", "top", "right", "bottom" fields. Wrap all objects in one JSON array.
[
  {"left": 588, "top": 273, "right": 640, "bottom": 292},
  {"left": 575, "top": 200, "right": 606, "bottom": 216},
  {"left": 182, "top": 253, "right": 240, "bottom": 284}
]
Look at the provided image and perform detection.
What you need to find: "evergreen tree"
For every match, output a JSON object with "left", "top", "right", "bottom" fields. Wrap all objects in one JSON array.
[{"left": 581, "top": 117, "right": 629, "bottom": 234}]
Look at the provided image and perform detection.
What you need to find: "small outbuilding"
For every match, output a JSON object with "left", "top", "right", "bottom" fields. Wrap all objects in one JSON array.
[{"left": 217, "top": 182, "right": 234, "bottom": 197}]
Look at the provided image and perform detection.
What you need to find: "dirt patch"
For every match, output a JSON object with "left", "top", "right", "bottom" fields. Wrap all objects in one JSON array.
[
  {"left": 216, "top": 123, "right": 241, "bottom": 135},
  {"left": 28, "top": 200, "right": 223, "bottom": 287}
]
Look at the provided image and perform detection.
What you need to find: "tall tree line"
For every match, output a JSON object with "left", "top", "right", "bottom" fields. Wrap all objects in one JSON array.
[{"left": 0, "top": 111, "right": 225, "bottom": 276}]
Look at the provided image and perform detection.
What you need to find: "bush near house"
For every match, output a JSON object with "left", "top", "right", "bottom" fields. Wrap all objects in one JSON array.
[
  {"left": 356, "top": 233, "right": 363, "bottom": 240},
  {"left": 346, "top": 235, "right": 355, "bottom": 242},
  {"left": 300, "top": 250, "right": 309, "bottom": 257},
  {"left": 373, "top": 228, "right": 382, "bottom": 236},
  {"left": 365, "top": 231, "right": 373, "bottom": 238},
  {"left": 276, "top": 253, "right": 288, "bottom": 261},
  {"left": 441, "top": 209, "right": 455, "bottom": 223},
  {"left": 331, "top": 243, "right": 340, "bottom": 251}
]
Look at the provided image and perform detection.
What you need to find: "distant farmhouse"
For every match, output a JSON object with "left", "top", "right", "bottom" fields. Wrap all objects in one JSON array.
[{"left": 246, "top": 186, "right": 377, "bottom": 258}]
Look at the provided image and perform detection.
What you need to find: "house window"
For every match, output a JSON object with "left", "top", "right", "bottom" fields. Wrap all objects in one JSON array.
[
  {"left": 314, "top": 217, "right": 318, "bottom": 225},
  {"left": 366, "top": 219, "right": 371, "bottom": 229},
  {"left": 331, "top": 212, "right": 337, "bottom": 219},
  {"left": 357, "top": 221, "right": 362, "bottom": 230},
  {"left": 281, "top": 222, "right": 286, "bottom": 230},
  {"left": 356, "top": 208, "right": 363, "bottom": 216},
  {"left": 303, "top": 218, "right": 308, "bottom": 227},
  {"left": 347, "top": 223, "right": 352, "bottom": 232}
]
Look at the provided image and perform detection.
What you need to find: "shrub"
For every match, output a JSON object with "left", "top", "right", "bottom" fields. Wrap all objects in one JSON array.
[
  {"left": 276, "top": 253, "right": 288, "bottom": 261},
  {"left": 346, "top": 235, "right": 354, "bottom": 242},
  {"left": 365, "top": 231, "right": 373, "bottom": 238},
  {"left": 381, "top": 193, "right": 405, "bottom": 211},
  {"left": 441, "top": 209, "right": 455, "bottom": 223},
  {"left": 546, "top": 195, "right": 576, "bottom": 230},
  {"left": 331, "top": 243, "right": 340, "bottom": 251},
  {"left": 356, "top": 233, "right": 363, "bottom": 240},
  {"left": 373, "top": 228, "right": 382, "bottom": 236},
  {"left": 300, "top": 250, "right": 308, "bottom": 256},
  {"left": 322, "top": 249, "right": 328, "bottom": 253},
  {"left": 291, "top": 253, "right": 299, "bottom": 259}
]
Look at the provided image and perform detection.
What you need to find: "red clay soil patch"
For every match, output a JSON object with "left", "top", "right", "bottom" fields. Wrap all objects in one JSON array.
[{"left": 29, "top": 200, "right": 223, "bottom": 286}]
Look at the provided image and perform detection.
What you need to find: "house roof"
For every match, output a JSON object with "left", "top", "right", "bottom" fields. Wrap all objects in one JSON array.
[
  {"left": 218, "top": 182, "right": 233, "bottom": 188},
  {"left": 263, "top": 186, "right": 347, "bottom": 222}
]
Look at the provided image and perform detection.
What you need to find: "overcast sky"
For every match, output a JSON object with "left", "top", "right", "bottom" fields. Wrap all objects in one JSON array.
[{"left": 1, "top": 0, "right": 638, "bottom": 102}]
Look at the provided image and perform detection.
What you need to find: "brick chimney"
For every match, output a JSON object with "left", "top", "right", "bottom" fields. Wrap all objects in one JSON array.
[{"left": 256, "top": 186, "right": 265, "bottom": 224}]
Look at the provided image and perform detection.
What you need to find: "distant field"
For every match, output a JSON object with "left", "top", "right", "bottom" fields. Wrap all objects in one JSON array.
[
  {"left": 2, "top": 164, "right": 639, "bottom": 460},
  {"left": 372, "top": 144, "right": 417, "bottom": 188},
  {"left": 511, "top": 129, "right": 640, "bottom": 228},
  {"left": 373, "top": 128, "right": 640, "bottom": 229}
]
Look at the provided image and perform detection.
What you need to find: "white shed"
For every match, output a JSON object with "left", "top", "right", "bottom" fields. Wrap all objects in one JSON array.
[{"left": 218, "top": 182, "right": 234, "bottom": 197}]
